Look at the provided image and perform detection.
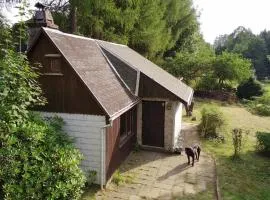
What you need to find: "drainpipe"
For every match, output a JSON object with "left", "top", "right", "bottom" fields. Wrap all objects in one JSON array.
[{"left": 100, "top": 122, "right": 112, "bottom": 190}]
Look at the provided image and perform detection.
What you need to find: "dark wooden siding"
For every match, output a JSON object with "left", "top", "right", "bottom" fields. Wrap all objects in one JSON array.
[
  {"left": 28, "top": 33, "right": 105, "bottom": 115},
  {"left": 106, "top": 107, "right": 137, "bottom": 180},
  {"left": 139, "top": 73, "right": 178, "bottom": 100},
  {"left": 102, "top": 48, "right": 137, "bottom": 94}
]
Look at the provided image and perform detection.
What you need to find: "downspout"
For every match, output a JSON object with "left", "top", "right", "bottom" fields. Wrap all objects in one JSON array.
[{"left": 100, "top": 122, "right": 112, "bottom": 190}]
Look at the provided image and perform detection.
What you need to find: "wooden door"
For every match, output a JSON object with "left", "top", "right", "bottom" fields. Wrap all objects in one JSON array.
[{"left": 142, "top": 101, "right": 165, "bottom": 147}]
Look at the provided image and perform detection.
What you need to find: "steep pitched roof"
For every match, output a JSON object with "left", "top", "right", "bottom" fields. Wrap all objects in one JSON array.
[
  {"left": 41, "top": 27, "right": 139, "bottom": 119},
  {"left": 97, "top": 40, "right": 193, "bottom": 105}
]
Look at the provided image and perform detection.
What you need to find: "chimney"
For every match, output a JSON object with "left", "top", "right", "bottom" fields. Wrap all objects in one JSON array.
[{"left": 27, "top": 2, "right": 58, "bottom": 47}]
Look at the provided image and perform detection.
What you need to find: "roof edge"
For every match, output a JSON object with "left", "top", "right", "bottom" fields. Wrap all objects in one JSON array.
[{"left": 109, "top": 98, "right": 141, "bottom": 121}]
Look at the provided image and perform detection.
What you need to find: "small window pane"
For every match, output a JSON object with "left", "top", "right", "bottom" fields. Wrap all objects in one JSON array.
[
  {"left": 50, "top": 58, "right": 61, "bottom": 73},
  {"left": 120, "top": 114, "right": 126, "bottom": 136}
]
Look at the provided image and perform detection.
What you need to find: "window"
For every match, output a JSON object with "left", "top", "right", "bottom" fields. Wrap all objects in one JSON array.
[
  {"left": 120, "top": 107, "right": 137, "bottom": 142},
  {"left": 44, "top": 54, "right": 62, "bottom": 75},
  {"left": 50, "top": 58, "right": 61, "bottom": 73}
]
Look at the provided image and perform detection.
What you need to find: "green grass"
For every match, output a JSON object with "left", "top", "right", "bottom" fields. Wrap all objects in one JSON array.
[
  {"left": 186, "top": 99, "right": 270, "bottom": 200},
  {"left": 80, "top": 185, "right": 100, "bottom": 200}
]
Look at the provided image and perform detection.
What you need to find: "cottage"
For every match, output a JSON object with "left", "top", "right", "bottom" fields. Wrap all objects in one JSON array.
[{"left": 27, "top": 6, "right": 193, "bottom": 186}]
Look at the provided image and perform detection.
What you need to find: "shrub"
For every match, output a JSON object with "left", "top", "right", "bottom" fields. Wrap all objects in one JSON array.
[
  {"left": 247, "top": 93, "right": 270, "bottom": 116},
  {"left": 0, "top": 114, "right": 86, "bottom": 200},
  {"left": 86, "top": 170, "right": 97, "bottom": 186},
  {"left": 199, "top": 105, "right": 226, "bottom": 138},
  {"left": 196, "top": 75, "right": 219, "bottom": 91},
  {"left": 232, "top": 129, "right": 246, "bottom": 158},
  {"left": 256, "top": 132, "right": 270, "bottom": 154},
  {"left": 236, "top": 78, "right": 264, "bottom": 99},
  {"left": 253, "top": 104, "right": 270, "bottom": 116},
  {"left": 0, "top": 50, "right": 45, "bottom": 126}
]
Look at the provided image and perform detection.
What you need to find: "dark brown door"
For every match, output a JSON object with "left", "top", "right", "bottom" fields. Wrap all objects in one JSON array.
[{"left": 142, "top": 101, "right": 165, "bottom": 147}]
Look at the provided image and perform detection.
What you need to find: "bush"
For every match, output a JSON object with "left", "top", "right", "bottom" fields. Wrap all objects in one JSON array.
[
  {"left": 247, "top": 93, "right": 270, "bottom": 116},
  {"left": 232, "top": 129, "right": 247, "bottom": 158},
  {"left": 256, "top": 132, "right": 270, "bottom": 154},
  {"left": 0, "top": 114, "right": 86, "bottom": 200},
  {"left": 253, "top": 104, "right": 270, "bottom": 116},
  {"left": 199, "top": 105, "right": 226, "bottom": 138},
  {"left": 86, "top": 170, "right": 97, "bottom": 186},
  {"left": 0, "top": 50, "right": 45, "bottom": 126},
  {"left": 196, "top": 75, "right": 219, "bottom": 91},
  {"left": 236, "top": 78, "right": 264, "bottom": 99}
]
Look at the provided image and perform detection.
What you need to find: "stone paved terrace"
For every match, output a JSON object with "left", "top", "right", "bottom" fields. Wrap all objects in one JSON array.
[{"left": 96, "top": 150, "right": 215, "bottom": 200}]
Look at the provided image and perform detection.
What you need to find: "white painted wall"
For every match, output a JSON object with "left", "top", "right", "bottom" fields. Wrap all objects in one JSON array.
[
  {"left": 40, "top": 112, "right": 106, "bottom": 184},
  {"left": 173, "top": 102, "right": 183, "bottom": 148}
]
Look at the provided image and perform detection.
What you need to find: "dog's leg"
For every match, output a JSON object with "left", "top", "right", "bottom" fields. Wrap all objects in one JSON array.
[
  {"left": 197, "top": 148, "right": 201, "bottom": 161},
  {"left": 194, "top": 150, "right": 198, "bottom": 160},
  {"left": 192, "top": 155, "right": 195, "bottom": 166},
  {"left": 187, "top": 155, "right": 190, "bottom": 165}
]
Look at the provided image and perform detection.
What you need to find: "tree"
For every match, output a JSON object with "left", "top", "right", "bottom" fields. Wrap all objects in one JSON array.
[
  {"left": 236, "top": 77, "right": 264, "bottom": 99},
  {"left": 162, "top": 36, "right": 215, "bottom": 83},
  {"left": 0, "top": 15, "right": 12, "bottom": 56},
  {"left": 129, "top": 0, "right": 167, "bottom": 58},
  {"left": 213, "top": 52, "right": 252, "bottom": 87},
  {"left": 214, "top": 26, "right": 270, "bottom": 79},
  {"left": 42, "top": 0, "right": 199, "bottom": 59}
]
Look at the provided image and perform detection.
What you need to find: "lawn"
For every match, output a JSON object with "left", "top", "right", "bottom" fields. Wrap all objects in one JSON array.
[{"left": 184, "top": 99, "right": 270, "bottom": 200}]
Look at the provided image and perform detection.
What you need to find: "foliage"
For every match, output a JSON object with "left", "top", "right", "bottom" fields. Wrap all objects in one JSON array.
[
  {"left": 236, "top": 78, "right": 264, "bottom": 99},
  {"left": 43, "top": 0, "right": 199, "bottom": 59},
  {"left": 232, "top": 129, "right": 248, "bottom": 158},
  {"left": 252, "top": 103, "right": 270, "bottom": 116},
  {"left": 212, "top": 52, "right": 252, "bottom": 87},
  {"left": 111, "top": 170, "right": 126, "bottom": 186},
  {"left": 0, "top": 114, "right": 86, "bottom": 200},
  {"left": 86, "top": 170, "right": 97, "bottom": 186},
  {"left": 163, "top": 38, "right": 215, "bottom": 83},
  {"left": 247, "top": 91, "right": 270, "bottom": 116},
  {"left": 256, "top": 132, "right": 270, "bottom": 154},
  {"left": 0, "top": 50, "right": 45, "bottom": 126},
  {"left": 80, "top": 184, "right": 100, "bottom": 200},
  {"left": 0, "top": 16, "right": 12, "bottom": 56},
  {"left": 199, "top": 105, "right": 226, "bottom": 138},
  {"left": 111, "top": 169, "right": 134, "bottom": 186},
  {"left": 195, "top": 75, "right": 219, "bottom": 91},
  {"left": 214, "top": 26, "right": 270, "bottom": 79},
  {"left": 0, "top": 9, "right": 86, "bottom": 199},
  {"left": 12, "top": 0, "right": 32, "bottom": 52}
]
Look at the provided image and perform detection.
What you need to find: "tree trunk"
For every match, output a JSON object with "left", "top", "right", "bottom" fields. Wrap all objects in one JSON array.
[{"left": 70, "top": 6, "right": 77, "bottom": 33}]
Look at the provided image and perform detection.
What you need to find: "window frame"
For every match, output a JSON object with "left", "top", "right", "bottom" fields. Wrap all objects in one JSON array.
[
  {"left": 43, "top": 54, "right": 63, "bottom": 76},
  {"left": 119, "top": 107, "right": 137, "bottom": 146}
]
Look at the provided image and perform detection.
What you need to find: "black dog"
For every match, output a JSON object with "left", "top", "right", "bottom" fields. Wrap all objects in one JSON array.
[{"left": 185, "top": 144, "right": 201, "bottom": 166}]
